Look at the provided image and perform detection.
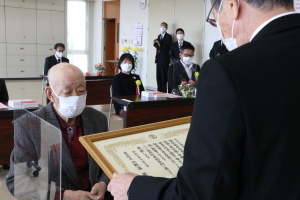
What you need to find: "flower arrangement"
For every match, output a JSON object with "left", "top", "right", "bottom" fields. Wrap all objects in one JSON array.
[
  {"left": 178, "top": 80, "right": 196, "bottom": 98},
  {"left": 121, "top": 46, "right": 141, "bottom": 73},
  {"left": 94, "top": 63, "right": 105, "bottom": 76},
  {"left": 94, "top": 63, "right": 105, "bottom": 71},
  {"left": 121, "top": 46, "right": 132, "bottom": 53},
  {"left": 178, "top": 80, "right": 196, "bottom": 91}
]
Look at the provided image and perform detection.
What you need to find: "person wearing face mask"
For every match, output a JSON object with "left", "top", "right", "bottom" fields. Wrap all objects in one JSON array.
[
  {"left": 6, "top": 63, "right": 113, "bottom": 200},
  {"left": 44, "top": 43, "right": 69, "bottom": 76},
  {"left": 153, "top": 22, "right": 173, "bottom": 93},
  {"left": 112, "top": 53, "right": 145, "bottom": 116},
  {"left": 107, "top": 0, "right": 300, "bottom": 199},
  {"left": 168, "top": 43, "right": 200, "bottom": 91},
  {"left": 170, "top": 28, "right": 191, "bottom": 62}
]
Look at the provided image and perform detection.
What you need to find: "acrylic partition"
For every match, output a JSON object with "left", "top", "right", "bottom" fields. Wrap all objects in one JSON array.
[{"left": 12, "top": 109, "right": 62, "bottom": 200}]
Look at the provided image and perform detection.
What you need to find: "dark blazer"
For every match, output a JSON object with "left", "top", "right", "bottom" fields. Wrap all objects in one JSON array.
[
  {"left": 0, "top": 79, "right": 9, "bottom": 102},
  {"left": 170, "top": 40, "right": 191, "bottom": 61},
  {"left": 128, "top": 14, "right": 300, "bottom": 200},
  {"left": 209, "top": 40, "right": 228, "bottom": 59},
  {"left": 44, "top": 55, "right": 69, "bottom": 75},
  {"left": 168, "top": 60, "right": 200, "bottom": 90},
  {"left": 6, "top": 103, "right": 109, "bottom": 195},
  {"left": 154, "top": 32, "right": 172, "bottom": 64}
]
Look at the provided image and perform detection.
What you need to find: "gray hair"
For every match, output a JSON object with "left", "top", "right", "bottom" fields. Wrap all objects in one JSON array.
[{"left": 211, "top": 0, "right": 294, "bottom": 11}]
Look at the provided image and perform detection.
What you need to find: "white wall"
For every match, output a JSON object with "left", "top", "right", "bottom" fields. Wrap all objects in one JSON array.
[{"left": 119, "top": 0, "right": 149, "bottom": 86}]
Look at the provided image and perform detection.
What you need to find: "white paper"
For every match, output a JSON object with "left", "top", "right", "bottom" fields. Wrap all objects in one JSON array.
[
  {"left": 0, "top": 102, "right": 8, "bottom": 109},
  {"left": 134, "top": 24, "right": 143, "bottom": 46}
]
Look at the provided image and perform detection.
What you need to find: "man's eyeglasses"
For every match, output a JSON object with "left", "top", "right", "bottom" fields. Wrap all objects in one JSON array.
[
  {"left": 206, "top": 0, "right": 218, "bottom": 27},
  {"left": 183, "top": 53, "right": 194, "bottom": 57}
]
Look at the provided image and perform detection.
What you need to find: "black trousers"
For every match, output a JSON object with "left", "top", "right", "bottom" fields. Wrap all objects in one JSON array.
[{"left": 156, "top": 63, "right": 169, "bottom": 92}]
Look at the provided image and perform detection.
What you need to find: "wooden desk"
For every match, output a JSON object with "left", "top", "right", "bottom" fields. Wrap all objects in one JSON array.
[
  {"left": 44, "top": 76, "right": 114, "bottom": 105},
  {"left": 112, "top": 95, "right": 195, "bottom": 128},
  {"left": 85, "top": 76, "right": 114, "bottom": 105},
  {"left": 0, "top": 103, "right": 41, "bottom": 164}
]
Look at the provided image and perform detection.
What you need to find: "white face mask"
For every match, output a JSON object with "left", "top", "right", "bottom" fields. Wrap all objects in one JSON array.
[
  {"left": 51, "top": 86, "right": 86, "bottom": 118},
  {"left": 182, "top": 57, "right": 193, "bottom": 65},
  {"left": 56, "top": 51, "right": 63, "bottom": 58},
  {"left": 120, "top": 63, "right": 132, "bottom": 72},
  {"left": 216, "top": 0, "right": 238, "bottom": 51},
  {"left": 177, "top": 34, "right": 184, "bottom": 41},
  {"left": 160, "top": 27, "right": 166, "bottom": 33}
]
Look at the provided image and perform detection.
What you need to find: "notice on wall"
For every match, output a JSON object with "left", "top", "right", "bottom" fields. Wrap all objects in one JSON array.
[
  {"left": 134, "top": 24, "right": 143, "bottom": 46},
  {"left": 295, "top": 0, "right": 300, "bottom": 12}
]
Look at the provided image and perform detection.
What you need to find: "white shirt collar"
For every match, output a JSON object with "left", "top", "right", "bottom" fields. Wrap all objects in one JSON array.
[
  {"left": 55, "top": 54, "right": 60, "bottom": 60},
  {"left": 250, "top": 12, "right": 299, "bottom": 41},
  {"left": 161, "top": 32, "right": 166, "bottom": 37}
]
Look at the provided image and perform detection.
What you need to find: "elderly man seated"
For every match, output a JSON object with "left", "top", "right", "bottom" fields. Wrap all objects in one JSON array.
[{"left": 6, "top": 63, "right": 112, "bottom": 200}]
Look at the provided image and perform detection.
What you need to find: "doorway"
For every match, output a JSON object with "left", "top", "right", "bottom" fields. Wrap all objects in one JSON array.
[{"left": 103, "top": 18, "right": 117, "bottom": 75}]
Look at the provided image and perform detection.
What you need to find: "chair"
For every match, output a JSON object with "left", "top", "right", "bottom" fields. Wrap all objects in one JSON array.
[
  {"left": 26, "top": 161, "right": 41, "bottom": 177},
  {"left": 108, "top": 85, "right": 123, "bottom": 130}
]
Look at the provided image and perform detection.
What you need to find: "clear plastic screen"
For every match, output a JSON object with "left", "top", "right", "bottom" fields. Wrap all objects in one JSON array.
[{"left": 12, "top": 109, "right": 61, "bottom": 200}]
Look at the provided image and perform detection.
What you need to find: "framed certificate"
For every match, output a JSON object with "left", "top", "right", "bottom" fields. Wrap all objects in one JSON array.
[{"left": 79, "top": 116, "right": 191, "bottom": 179}]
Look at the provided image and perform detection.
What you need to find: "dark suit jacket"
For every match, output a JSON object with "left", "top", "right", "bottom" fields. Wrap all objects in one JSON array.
[
  {"left": 168, "top": 60, "right": 200, "bottom": 90},
  {"left": 154, "top": 32, "right": 172, "bottom": 64},
  {"left": 209, "top": 40, "right": 228, "bottom": 59},
  {"left": 6, "top": 103, "right": 109, "bottom": 195},
  {"left": 44, "top": 55, "right": 69, "bottom": 75},
  {"left": 128, "top": 14, "right": 300, "bottom": 200},
  {"left": 170, "top": 40, "right": 191, "bottom": 61},
  {"left": 0, "top": 79, "right": 9, "bottom": 102}
]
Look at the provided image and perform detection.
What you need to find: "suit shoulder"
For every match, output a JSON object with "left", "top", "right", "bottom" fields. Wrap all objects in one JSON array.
[
  {"left": 45, "top": 55, "right": 54, "bottom": 60},
  {"left": 131, "top": 74, "right": 142, "bottom": 81},
  {"left": 83, "top": 107, "right": 106, "bottom": 119},
  {"left": 166, "top": 32, "right": 172, "bottom": 38}
]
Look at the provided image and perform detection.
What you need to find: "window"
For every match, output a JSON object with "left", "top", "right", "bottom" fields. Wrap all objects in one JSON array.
[{"left": 67, "top": 0, "right": 89, "bottom": 72}]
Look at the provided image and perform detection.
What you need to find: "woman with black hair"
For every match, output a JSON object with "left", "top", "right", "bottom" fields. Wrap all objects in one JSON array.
[{"left": 112, "top": 53, "right": 145, "bottom": 116}]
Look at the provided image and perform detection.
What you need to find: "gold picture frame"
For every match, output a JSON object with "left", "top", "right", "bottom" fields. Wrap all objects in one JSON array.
[{"left": 79, "top": 116, "right": 191, "bottom": 179}]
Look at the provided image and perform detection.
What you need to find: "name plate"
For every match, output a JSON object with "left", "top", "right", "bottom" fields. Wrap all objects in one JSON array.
[{"left": 79, "top": 116, "right": 191, "bottom": 179}]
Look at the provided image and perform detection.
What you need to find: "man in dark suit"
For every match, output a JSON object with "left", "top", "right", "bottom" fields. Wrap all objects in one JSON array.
[
  {"left": 170, "top": 28, "right": 191, "bottom": 62},
  {"left": 7, "top": 63, "right": 112, "bottom": 200},
  {"left": 0, "top": 79, "right": 9, "bottom": 102},
  {"left": 44, "top": 43, "right": 69, "bottom": 75},
  {"left": 168, "top": 43, "right": 200, "bottom": 91},
  {"left": 209, "top": 40, "right": 228, "bottom": 58},
  {"left": 154, "top": 22, "right": 172, "bottom": 92},
  {"left": 108, "top": 0, "right": 300, "bottom": 199}
]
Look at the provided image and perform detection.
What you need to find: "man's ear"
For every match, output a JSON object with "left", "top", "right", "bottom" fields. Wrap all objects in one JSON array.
[
  {"left": 224, "top": 0, "right": 240, "bottom": 20},
  {"left": 45, "top": 86, "right": 54, "bottom": 102}
]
